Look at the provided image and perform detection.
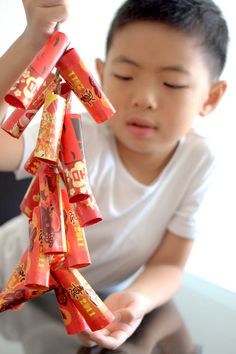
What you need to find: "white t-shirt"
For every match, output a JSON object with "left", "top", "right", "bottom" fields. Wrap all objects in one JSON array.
[{"left": 0, "top": 114, "right": 215, "bottom": 292}]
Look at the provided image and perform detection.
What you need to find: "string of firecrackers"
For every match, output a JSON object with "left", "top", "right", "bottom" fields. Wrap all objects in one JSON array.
[{"left": 0, "top": 31, "right": 116, "bottom": 334}]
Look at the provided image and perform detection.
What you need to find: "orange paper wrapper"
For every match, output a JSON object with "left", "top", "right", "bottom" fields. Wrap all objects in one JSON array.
[
  {"left": 55, "top": 285, "right": 87, "bottom": 334},
  {"left": 2, "top": 73, "right": 57, "bottom": 138},
  {"left": 62, "top": 190, "right": 91, "bottom": 268},
  {"left": 24, "top": 150, "right": 41, "bottom": 175},
  {"left": 0, "top": 251, "right": 48, "bottom": 312},
  {"left": 52, "top": 266, "right": 114, "bottom": 331},
  {"left": 34, "top": 91, "right": 66, "bottom": 164},
  {"left": 5, "top": 32, "right": 69, "bottom": 109},
  {"left": 25, "top": 208, "right": 50, "bottom": 290},
  {"left": 76, "top": 194, "right": 103, "bottom": 227},
  {"left": 56, "top": 48, "right": 115, "bottom": 123},
  {"left": 39, "top": 166, "right": 67, "bottom": 254},
  {"left": 20, "top": 174, "right": 40, "bottom": 219}
]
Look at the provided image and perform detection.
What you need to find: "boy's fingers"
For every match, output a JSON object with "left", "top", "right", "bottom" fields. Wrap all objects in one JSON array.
[
  {"left": 24, "top": 0, "right": 69, "bottom": 8},
  {"left": 89, "top": 329, "right": 130, "bottom": 350},
  {"left": 114, "top": 309, "right": 135, "bottom": 323},
  {"left": 78, "top": 331, "right": 97, "bottom": 348},
  {"left": 38, "top": 1, "right": 69, "bottom": 6},
  {"left": 23, "top": 0, "right": 70, "bottom": 22},
  {"left": 35, "top": 7, "right": 69, "bottom": 23},
  {"left": 114, "top": 304, "right": 144, "bottom": 324}
]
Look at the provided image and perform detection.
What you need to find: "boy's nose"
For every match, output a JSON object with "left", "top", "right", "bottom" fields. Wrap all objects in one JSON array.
[{"left": 131, "top": 87, "right": 158, "bottom": 111}]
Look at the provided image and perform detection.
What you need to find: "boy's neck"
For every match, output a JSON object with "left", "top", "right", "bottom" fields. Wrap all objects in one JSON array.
[{"left": 116, "top": 140, "right": 179, "bottom": 185}]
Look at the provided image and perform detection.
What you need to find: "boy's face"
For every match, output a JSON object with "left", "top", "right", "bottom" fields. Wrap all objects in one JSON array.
[{"left": 97, "top": 22, "right": 224, "bottom": 157}]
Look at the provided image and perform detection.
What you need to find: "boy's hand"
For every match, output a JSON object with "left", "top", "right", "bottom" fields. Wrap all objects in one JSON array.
[
  {"left": 78, "top": 291, "right": 148, "bottom": 350},
  {"left": 22, "top": 0, "right": 70, "bottom": 49}
]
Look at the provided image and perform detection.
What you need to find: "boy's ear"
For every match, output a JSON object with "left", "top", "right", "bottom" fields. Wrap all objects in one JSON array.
[
  {"left": 95, "top": 58, "right": 105, "bottom": 86},
  {"left": 199, "top": 80, "right": 227, "bottom": 116}
]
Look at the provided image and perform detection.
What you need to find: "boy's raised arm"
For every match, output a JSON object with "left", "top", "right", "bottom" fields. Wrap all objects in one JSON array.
[{"left": 0, "top": 0, "right": 70, "bottom": 171}]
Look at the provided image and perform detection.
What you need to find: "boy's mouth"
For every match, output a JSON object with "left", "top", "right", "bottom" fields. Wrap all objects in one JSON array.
[
  {"left": 127, "top": 118, "right": 157, "bottom": 129},
  {"left": 127, "top": 118, "right": 157, "bottom": 137}
]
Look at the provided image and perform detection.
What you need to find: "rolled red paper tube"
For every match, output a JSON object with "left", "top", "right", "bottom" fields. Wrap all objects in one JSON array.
[
  {"left": 1, "top": 108, "right": 33, "bottom": 139},
  {"left": 76, "top": 194, "right": 103, "bottom": 227},
  {"left": 56, "top": 48, "right": 115, "bottom": 123},
  {"left": 49, "top": 273, "right": 59, "bottom": 290},
  {"left": 52, "top": 266, "right": 114, "bottom": 331},
  {"left": 0, "top": 251, "right": 28, "bottom": 312},
  {"left": 25, "top": 207, "right": 50, "bottom": 290},
  {"left": 48, "top": 256, "right": 62, "bottom": 268},
  {"left": 0, "top": 286, "right": 39, "bottom": 312},
  {"left": 0, "top": 282, "right": 48, "bottom": 313},
  {"left": 39, "top": 166, "right": 67, "bottom": 254},
  {"left": 61, "top": 112, "right": 92, "bottom": 202},
  {"left": 55, "top": 285, "right": 87, "bottom": 334},
  {"left": 3, "top": 251, "right": 28, "bottom": 291},
  {"left": 0, "top": 251, "right": 48, "bottom": 312},
  {"left": 34, "top": 91, "right": 66, "bottom": 164},
  {"left": 49, "top": 254, "right": 65, "bottom": 269},
  {"left": 63, "top": 159, "right": 91, "bottom": 203},
  {"left": 2, "top": 73, "right": 57, "bottom": 138},
  {"left": 5, "top": 32, "right": 69, "bottom": 109},
  {"left": 62, "top": 190, "right": 91, "bottom": 268},
  {"left": 24, "top": 150, "right": 41, "bottom": 175},
  {"left": 61, "top": 113, "right": 84, "bottom": 163},
  {"left": 20, "top": 174, "right": 40, "bottom": 219},
  {"left": 60, "top": 82, "right": 72, "bottom": 102}
]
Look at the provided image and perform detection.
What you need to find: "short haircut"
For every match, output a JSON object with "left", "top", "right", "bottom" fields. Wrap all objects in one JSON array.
[{"left": 106, "top": 0, "right": 229, "bottom": 79}]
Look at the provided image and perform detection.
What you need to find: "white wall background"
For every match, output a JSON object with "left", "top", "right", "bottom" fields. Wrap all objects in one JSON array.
[{"left": 0, "top": 1, "right": 235, "bottom": 292}]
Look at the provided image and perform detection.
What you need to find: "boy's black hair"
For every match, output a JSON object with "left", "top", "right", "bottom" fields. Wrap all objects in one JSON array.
[{"left": 106, "top": 0, "right": 229, "bottom": 79}]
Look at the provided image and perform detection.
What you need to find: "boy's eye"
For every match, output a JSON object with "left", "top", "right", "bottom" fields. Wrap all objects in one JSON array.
[
  {"left": 113, "top": 74, "right": 133, "bottom": 81},
  {"left": 164, "top": 82, "right": 188, "bottom": 89}
]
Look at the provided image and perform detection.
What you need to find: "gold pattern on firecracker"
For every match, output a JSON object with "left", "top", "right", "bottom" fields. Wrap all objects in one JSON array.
[
  {"left": 34, "top": 92, "right": 66, "bottom": 163},
  {"left": 68, "top": 71, "right": 85, "bottom": 92}
]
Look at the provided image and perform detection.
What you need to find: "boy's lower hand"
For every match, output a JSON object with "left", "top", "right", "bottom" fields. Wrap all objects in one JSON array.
[
  {"left": 78, "top": 291, "right": 148, "bottom": 350},
  {"left": 22, "top": 0, "right": 70, "bottom": 48}
]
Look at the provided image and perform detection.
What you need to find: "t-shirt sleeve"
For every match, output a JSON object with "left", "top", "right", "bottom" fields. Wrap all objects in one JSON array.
[{"left": 167, "top": 152, "right": 216, "bottom": 239}]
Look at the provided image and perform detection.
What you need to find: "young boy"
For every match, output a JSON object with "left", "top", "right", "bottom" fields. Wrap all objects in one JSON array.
[{"left": 0, "top": 0, "right": 229, "bottom": 349}]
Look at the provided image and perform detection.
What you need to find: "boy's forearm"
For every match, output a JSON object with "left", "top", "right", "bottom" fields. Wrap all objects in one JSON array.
[
  {"left": 0, "top": 129, "right": 24, "bottom": 171},
  {"left": 126, "top": 264, "right": 183, "bottom": 314},
  {"left": 0, "top": 1, "right": 70, "bottom": 171},
  {"left": 0, "top": 33, "right": 40, "bottom": 170}
]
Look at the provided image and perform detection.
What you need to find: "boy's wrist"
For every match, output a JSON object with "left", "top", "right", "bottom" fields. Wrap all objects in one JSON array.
[
  {"left": 124, "top": 288, "right": 153, "bottom": 315},
  {"left": 20, "top": 28, "right": 49, "bottom": 55}
]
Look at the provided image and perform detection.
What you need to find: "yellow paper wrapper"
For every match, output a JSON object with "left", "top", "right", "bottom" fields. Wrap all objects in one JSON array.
[{"left": 34, "top": 92, "right": 66, "bottom": 165}]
